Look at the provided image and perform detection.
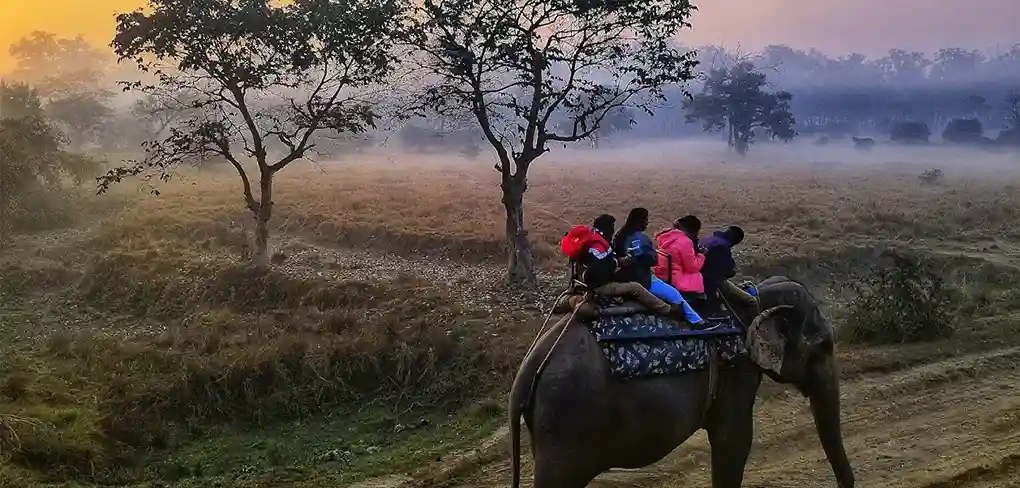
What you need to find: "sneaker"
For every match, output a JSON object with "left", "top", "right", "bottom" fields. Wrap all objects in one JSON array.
[{"left": 694, "top": 320, "right": 722, "bottom": 331}]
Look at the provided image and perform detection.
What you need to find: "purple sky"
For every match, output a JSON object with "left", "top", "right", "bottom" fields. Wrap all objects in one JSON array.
[{"left": 684, "top": 0, "right": 1020, "bottom": 56}]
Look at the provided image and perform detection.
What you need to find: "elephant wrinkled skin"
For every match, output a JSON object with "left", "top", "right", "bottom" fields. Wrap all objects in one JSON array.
[{"left": 507, "top": 276, "right": 854, "bottom": 488}]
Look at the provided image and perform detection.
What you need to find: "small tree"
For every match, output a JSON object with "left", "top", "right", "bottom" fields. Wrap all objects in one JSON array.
[
  {"left": 683, "top": 61, "right": 796, "bottom": 156},
  {"left": 7, "top": 31, "right": 110, "bottom": 99},
  {"left": 0, "top": 81, "right": 43, "bottom": 120},
  {"left": 890, "top": 121, "right": 931, "bottom": 144},
  {"left": 963, "top": 94, "right": 991, "bottom": 121},
  {"left": 45, "top": 91, "right": 115, "bottom": 150},
  {"left": 97, "top": 0, "right": 407, "bottom": 266},
  {"left": 131, "top": 92, "right": 200, "bottom": 143},
  {"left": 941, "top": 118, "right": 983, "bottom": 145},
  {"left": 409, "top": 0, "right": 698, "bottom": 286},
  {"left": 1, "top": 116, "right": 99, "bottom": 236},
  {"left": 588, "top": 106, "right": 635, "bottom": 148}
]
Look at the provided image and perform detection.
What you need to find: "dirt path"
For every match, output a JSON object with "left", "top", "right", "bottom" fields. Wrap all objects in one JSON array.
[{"left": 432, "top": 345, "right": 1020, "bottom": 488}]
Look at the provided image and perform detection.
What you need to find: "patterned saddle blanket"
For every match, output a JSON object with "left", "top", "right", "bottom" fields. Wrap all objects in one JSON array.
[{"left": 588, "top": 295, "right": 747, "bottom": 379}]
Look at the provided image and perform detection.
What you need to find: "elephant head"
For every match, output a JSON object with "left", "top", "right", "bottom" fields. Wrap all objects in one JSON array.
[{"left": 722, "top": 276, "right": 854, "bottom": 488}]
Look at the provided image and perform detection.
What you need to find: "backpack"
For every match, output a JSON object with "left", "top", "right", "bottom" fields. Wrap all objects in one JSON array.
[{"left": 560, "top": 225, "right": 597, "bottom": 261}]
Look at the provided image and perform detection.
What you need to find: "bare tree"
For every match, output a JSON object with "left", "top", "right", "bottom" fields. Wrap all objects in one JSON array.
[
  {"left": 408, "top": 0, "right": 698, "bottom": 286},
  {"left": 131, "top": 91, "right": 202, "bottom": 142},
  {"left": 96, "top": 0, "right": 408, "bottom": 267}
]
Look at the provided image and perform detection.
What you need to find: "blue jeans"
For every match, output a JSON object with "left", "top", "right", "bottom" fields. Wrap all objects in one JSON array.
[{"left": 649, "top": 276, "right": 704, "bottom": 324}]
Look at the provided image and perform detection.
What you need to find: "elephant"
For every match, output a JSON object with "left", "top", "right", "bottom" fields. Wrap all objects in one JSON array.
[{"left": 507, "top": 276, "right": 854, "bottom": 488}]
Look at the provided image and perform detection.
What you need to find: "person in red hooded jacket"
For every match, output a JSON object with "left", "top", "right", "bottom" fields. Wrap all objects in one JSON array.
[{"left": 654, "top": 215, "right": 707, "bottom": 307}]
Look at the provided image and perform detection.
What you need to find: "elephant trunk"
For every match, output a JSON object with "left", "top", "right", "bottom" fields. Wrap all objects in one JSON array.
[{"left": 807, "top": 357, "right": 855, "bottom": 488}]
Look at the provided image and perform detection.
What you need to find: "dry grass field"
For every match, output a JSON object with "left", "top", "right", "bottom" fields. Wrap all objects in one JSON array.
[{"left": 3, "top": 139, "right": 1020, "bottom": 487}]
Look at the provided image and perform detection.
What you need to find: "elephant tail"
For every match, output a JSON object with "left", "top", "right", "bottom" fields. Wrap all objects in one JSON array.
[
  {"left": 508, "top": 345, "right": 532, "bottom": 488},
  {"left": 510, "top": 396, "right": 522, "bottom": 488},
  {"left": 507, "top": 312, "right": 573, "bottom": 488}
]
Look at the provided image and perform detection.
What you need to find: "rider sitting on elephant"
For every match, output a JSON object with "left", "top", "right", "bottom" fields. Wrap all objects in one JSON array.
[
  {"left": 701, "top": 225, "right": 757, "bottom": 317},
  {"left": 654, "top": 215, "right": 708, "bottom": 311},
  {"left": 613, "top": 207, "right": 703, "bottom": 324},
  {"left": 576, "top": 214, "right": 703, "bottom": 324}
]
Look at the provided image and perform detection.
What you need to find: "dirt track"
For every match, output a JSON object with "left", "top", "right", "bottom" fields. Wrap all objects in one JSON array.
[{"left": 432, "top": 344, "right": 1020, "bottom": 488}]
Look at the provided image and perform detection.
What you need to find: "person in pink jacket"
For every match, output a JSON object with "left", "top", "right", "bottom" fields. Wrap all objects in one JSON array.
[{"left": 654, "top": 215, "right": 706, "bottom": 299}]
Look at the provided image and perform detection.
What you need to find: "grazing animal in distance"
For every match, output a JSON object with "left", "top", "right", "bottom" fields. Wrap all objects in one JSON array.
[{"left": 851, "top": 136, "right": 875, "bottom": 150}]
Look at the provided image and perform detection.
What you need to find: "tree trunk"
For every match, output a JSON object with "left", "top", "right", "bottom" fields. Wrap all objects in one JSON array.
[
  {"left": 501, "top": 179, "right": 537, "bottom": 288},
  {"left": 734, "top": 133, "right": 750, "bottom": 156},
  {"left": 251, "top": 172, "right": 274, "bottom": 267}
]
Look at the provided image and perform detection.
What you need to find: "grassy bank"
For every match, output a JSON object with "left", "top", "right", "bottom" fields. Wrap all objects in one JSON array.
[
  {"left": 4, "top": 158, "right": 1020, "bottom": 486},
  {"left": 0, "top": 245, "right": 528, "bottom": 486}
]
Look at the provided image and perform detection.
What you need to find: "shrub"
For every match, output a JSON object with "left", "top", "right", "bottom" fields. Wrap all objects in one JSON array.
[
  {"left": 68, "top": 253, "right": 519, "bottom": 453},
  {"left": 0, "top": 114, "right": 99, "bottom": 238},
  {"left": 890, "top": 121, "right": 931, "bottom": 144},
  {"left": 843, "top": 251, "right": 957, "bottom": 344},
  {"left": 942, "top": 118, "right": 983, "bottom": 144},
  {"left": 999, "top": 127, "right": 1020, "bottom": 146},
  {"left": 918, "top": 168, "right": 944, "bottom": 185}
]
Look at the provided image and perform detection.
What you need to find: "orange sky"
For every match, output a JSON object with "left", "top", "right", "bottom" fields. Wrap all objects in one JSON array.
[
  {"left": 0, "top": 0, "right": 141, "bottom": 70},
  {"left": 2, "top": 0, "right": 1019, "bottom": 72}
]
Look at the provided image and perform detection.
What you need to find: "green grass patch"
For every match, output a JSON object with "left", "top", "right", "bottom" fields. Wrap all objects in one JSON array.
[
  {"left": 0, "top": 252, "right": 531, "bottom": 486},
  {"left": 147, "top": 404, "right": 503, "bottom": 487}
]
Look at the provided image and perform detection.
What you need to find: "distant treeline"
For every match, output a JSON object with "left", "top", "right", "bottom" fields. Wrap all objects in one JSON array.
[{"left": 610, "top": 44, "right": 1020, "bottom": 141}]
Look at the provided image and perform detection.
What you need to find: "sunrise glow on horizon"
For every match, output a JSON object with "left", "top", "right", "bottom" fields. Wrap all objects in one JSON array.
[
  {"left": 0, "top": 1, "right": 144, "bottom": 70},
  {"left": 2, "top": 0, "right": 1019, "bottom": 73}
]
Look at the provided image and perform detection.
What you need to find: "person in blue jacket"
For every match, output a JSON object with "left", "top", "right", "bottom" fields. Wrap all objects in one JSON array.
[{"left": 613, "top": 207, "right": 703, "bottom": 324}]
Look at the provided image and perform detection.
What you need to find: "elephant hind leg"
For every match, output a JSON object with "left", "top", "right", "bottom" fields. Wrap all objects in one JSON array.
[
  {"left": 533, "top": 451, "right": 602, "bottom": 488},
  {"left": 705, "top": 362, "right": 760, "bottom": 488}
]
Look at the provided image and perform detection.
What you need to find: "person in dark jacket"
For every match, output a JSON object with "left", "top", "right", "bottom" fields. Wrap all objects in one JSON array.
[
  {"left": 580, "top": 214, "right": 619, "bottom": 289},
  {"left": 613, "top": 208, "right": 703, "bottom": 324},
  {"left": 612, "top": 208, "right": 656, "bottom": 287},
  {"left": 613, "top": 209, "right": 678, "bottom": 295},
  {"left": 700, "top": 225, "right": 752, "bottom": 315}
]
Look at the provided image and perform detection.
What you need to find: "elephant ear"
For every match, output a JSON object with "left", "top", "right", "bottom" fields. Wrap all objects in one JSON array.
[{"left": 745, "top": 305, "right": 799, "bottom": 377}]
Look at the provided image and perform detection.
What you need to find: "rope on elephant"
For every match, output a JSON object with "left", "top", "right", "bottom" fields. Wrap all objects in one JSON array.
[
  {"left": 700, "top": 344, "right": 720, "bottom": 426},
  {"left": 524, "top": 287, "right": 573, "bottom": 361},
  {"left": 719, "top": 282, "right": 761, "bottom": 331},
  {"left": 524, "top": 295, "right": 584, "bottom": 409}
]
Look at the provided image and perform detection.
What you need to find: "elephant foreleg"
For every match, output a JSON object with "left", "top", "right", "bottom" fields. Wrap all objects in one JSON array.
[
  {"left": 705, "top": 362, "right": 761, "bottom": 488},
  {"left": 706, "top": 410, "right": 754, "bottom": 488}
]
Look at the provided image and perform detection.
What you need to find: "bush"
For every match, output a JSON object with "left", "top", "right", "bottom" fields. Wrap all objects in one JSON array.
[
  {"left": 843, "top": 251, "right": 957, "bottom": 344},
  {"left": 918, "top": 168, "right": 944, "bottom": 185},
  {"left": 71, "top": 253, "right": 516, "bottom": 448},
  {"left": 942, "top": 118, "right": 983, "bottom": 144},
  {"left": 0, "top": 115, "right": 99, "bottom": 238},
  {"left": 999, "top": 127, "right": 1020, "bottom": 146},
  {"left": 890, "top": 121, "right": 931, "bottom": 144}
]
